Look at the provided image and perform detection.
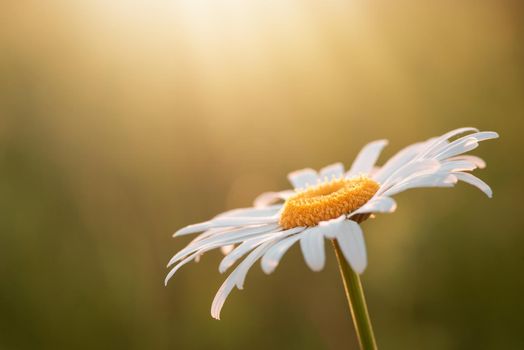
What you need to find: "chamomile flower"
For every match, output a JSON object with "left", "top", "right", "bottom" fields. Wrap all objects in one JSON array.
[{"left": 166, "top": 127, "right": 498, "bottom": 319}]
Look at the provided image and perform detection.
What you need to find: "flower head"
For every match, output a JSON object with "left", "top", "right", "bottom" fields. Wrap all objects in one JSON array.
[{"left": 166, "top": 127, "right": 498, "bottom": 319}]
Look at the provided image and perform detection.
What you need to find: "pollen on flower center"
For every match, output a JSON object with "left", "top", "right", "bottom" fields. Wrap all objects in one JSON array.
[{"left": 279, "top": 176, "right": 380, "bottom": 229}]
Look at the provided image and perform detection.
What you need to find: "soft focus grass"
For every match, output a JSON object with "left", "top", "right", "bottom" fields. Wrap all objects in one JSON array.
[{"left": 1, "top": 0, "right": 523, "bottom": 349}]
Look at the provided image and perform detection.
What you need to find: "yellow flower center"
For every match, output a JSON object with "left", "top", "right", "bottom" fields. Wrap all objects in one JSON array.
[{"left": 279, "top": 176, "right": 380, "bottom": 229}]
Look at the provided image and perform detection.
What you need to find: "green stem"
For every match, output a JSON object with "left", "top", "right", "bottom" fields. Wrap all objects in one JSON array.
[{"left": 332, "top": 240, "right": 378, "bottom": 350}]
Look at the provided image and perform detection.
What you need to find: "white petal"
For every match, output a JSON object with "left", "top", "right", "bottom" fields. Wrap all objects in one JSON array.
[
  {"left": 287, "top": 168, "right": 319, "bottom": 189},
  {"left": 253, "top": 191, "right": 293, "bottom": 207},
  {"left": 260, "top": 233, "right": 304, "bottom": 274},
  {"left": 447, "top": 131, "right": 499, "bottom": 144},
  {"left": 220, "top": 244, "right": 235, "bottom": 255},
  {"left": 439, "top": 160, "right": 477, "bottom": 172},
  {"left": 219, "top": 227, "right": 304, "bottom": 273},
  {"left": 383, "top": 173, "right": 457, "bottom": 197},
  {"left": 417, "top": 127, "right": 479, "bottom": 158},
  {"left": 347, "top": 139, "right": 388, "bottom": 177},
  {"left": 218, "top": 234, "right": 274, "bottom": 273},
  {"left": 210, "top": 275, "right": 236, "bottom": 320},
  {"left": 435, "top": 127, "right": 479, "bottom": 142},
  {"left": 164, "top": 251, "right": 200, "bottom": 286},
  {"left": 434, "top": 137, "right": 479, "bottom": 160},
  {"left": 299, "top": 227, "right": 326, "bottom": 271},
  {"left": 373, "top": 141, "right": 427, "bottom": 184},
  {"left": 167, "top": 232, "right": 246, "bottom": 284},
  {"left": 188, "top": 227, "right": 227, "bottom": 244},
  {"left": 369, "top": 165, "right": 382, "bottom": 176},
  {"left": 211, "top": 215, "right": 279, "bottom": 227},
  {"left": 319, "top": 163, "right": 345, "bottom": 180},
  {"left": 476, "top": 131, "right": 499, "bottom": 141},
  {"left": 217, "top": 205, "right": 282, "bottom": 218},
  {"left": 335, "top": 220, "right": 368, "bottom": 274},
  {"left": 447, "top": 155, "right": 486, "bottom": 169},
  {"left": 211, "top": 242, "right": 271, "bottom": 320},
  {"left": 434, "top": 131, "right": 498, "bottom": 161},
  {"left": 350, "top": 196, "right": 397, "bottom": 216},
  {"left": 168, "top": 224, "right": 279, "bottom": 267},
  {"left": 235, "top": 237, "right": 285, "bottom": 289},
  {"left": 173, "top": 211, "right": 278, "bottom": 238},
  {"left": 454, "top": 172, "right": 493, "bottom": 198},
  {"left": 174, "top": 221, "right": 212, "bottom": 237},
  {"left": 318, "top": 215, "right": 346, "bottom": 239},
  {"left": 378, "top": 159, "right": 440, "bottom": 194}
]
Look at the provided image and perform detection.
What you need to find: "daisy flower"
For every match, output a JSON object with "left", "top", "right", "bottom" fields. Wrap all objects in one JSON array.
[{"left": 165, "top": 127, "right": 497, "bottom": 325}]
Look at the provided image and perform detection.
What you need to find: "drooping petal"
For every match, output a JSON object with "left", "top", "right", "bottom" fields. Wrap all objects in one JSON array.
[
  {"left": 218, "top": 234, "right": 276, "bottom": 273},
  {"left": 260, "top": 233, "right": 303, "bottom": 274},
  {"left": 211, "top": 242, "right": 271, "bottom": 320},
  {"left": 165, "top": 251, "right": 200, "bottom": 286},
  {"left": 167, "top": 232, "right": 255, "bottom": 284},
  {"left": 219, "top": 227, "right": 304, "bottom": 273},
  {"left": 287, "top": 168, "right": 319, "bottom": 189},
  {"left": 168, "top": 224, "right": 279, "bottom": 267},
  {"left": 188, "top": 227, "right": 228, "bottom": 245},
  {"left": 319, "top": 163, "right": 345, "bottom": 180},
  {"left": 299, "top": 227, "right": 326, "bottom": 271},
  {"left": 174, "top": 221, "right": 213, "bottom": 237},
  {"left": 454, "top": 172, "right": 493, "bottom": 198},
  {"left": 210, "top": 276, "right": 236, "bottom": 320},
  {"left": 335, "top": 220, "right": 368, "bottom": 274},
  {"left": 235, "top": 239, "right": 286, "bottom": 289},
  {"left": 347, "top": 140, "right": 388, "bottom": 177},
  {"left": 174, "top": 211, "right": 278, "bottom": 237}
]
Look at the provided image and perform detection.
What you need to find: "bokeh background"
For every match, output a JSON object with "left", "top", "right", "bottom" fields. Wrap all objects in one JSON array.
[{"left": 1, "top": 0, "right": 523, "bottom": 349}]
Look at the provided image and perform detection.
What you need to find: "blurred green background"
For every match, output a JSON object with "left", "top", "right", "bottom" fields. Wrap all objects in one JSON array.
[{"left": 1, "top": 0, "right": 523, "bottom": 349}]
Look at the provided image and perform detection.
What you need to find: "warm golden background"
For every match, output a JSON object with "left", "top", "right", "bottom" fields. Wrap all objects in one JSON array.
[{"left": 1, "top": 0, "right": 523, "bottom": 349}]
